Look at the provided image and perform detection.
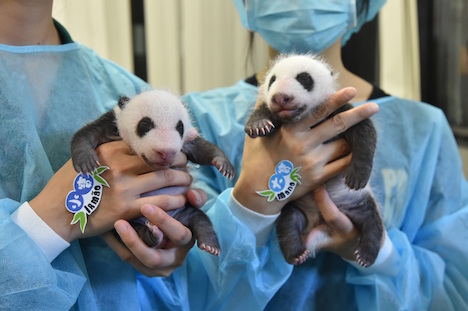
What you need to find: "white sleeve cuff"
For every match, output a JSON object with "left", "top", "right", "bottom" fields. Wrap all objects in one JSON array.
[
  {"left": 229, "top": 193, "right": 280, "bottom": 247},
  {"left": 344, "top": 231, "right": 397, "bottom": 274},
  {"left": 11, "top": 202, "right": 70, "bottom": 263}
]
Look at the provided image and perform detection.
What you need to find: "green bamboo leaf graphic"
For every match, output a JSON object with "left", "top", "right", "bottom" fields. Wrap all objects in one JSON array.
[
  {"left": 291, "top": 167, "right": 302, "bottom": 184},
  {"left": 71, "top": 211, "right": 87, "bottom": 233},
  {"left": 95, "top": 166, "right": 109, "bottom": 175},
  {"left": 256, "top": 190, "right": 276, "bottom": 202},
  {"left": 94, "top": 174, "right": 110, "bottom": 188}
]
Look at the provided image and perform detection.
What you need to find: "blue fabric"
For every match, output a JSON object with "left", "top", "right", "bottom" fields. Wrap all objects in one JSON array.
[
  {"left": 0, "top": 42, "right": 147, "bottom": 310},
  {"left": 183, "top": 82, "right": 468, "bottom": 310},
  {"left": 2, "top": 40, "right": 467, "bottom": 310},
  {"left": 232, "top": 0, "right": 387, "bottom": 53},
  {"left": 137, "top": 189, "right": 292, "bottom": 311}
]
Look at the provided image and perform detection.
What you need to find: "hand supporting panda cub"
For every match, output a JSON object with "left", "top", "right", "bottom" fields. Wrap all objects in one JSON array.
[
  {"left": 70, "top": 90, "right": 235, "bottom": 257},
  {"left": 242, "top": 54, "right": 383, "bottom": 267}
]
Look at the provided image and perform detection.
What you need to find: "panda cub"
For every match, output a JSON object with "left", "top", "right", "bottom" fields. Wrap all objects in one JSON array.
[
  {"left": 245, "top": 54, "right": 383, "bottom": 267},
  {"left": 71, "top": 89, "right": 235, "bottom": 256}
]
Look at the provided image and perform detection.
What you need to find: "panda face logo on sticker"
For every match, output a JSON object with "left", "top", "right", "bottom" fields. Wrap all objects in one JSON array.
[
  {"left": 258, "top": 160, "right": 302, "bottom": 202},
  {"left": 65, "top": 166, "right": 110, "bottom": 233}
]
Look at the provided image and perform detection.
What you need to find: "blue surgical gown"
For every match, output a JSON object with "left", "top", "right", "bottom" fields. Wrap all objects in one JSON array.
[
  {"left": 0, "top": 42, "right": 290, "bottom": 310},
  {"left": 180, "top": 82, "right": 468, "bottom": 310},
  {"left": 1, "top": 42, "right": 468, "bottom": 310}
]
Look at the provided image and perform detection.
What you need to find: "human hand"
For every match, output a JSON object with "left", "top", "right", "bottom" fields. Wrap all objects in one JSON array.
[
  {"left": 102, "top": 188, "right": 207, "bottom": 277},
  {"left": 304, "top": 186, "right": 359, "bottom": 261},
  {"left": 233, "top": 87, "right": 379, "bottom": 215},
  {"left": 29, "top": 140, "right": 193, "bottom": 243}
]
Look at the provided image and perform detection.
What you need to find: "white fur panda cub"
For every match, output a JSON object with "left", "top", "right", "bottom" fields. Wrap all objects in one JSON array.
[
  {"left": 71, "top": 89, "right": 235, "bottom": 256},
  {"left": 245, "top": 54, "right": 383, "bottom": 267},
  {"left": 114, "top": 90, "right": 194, "bottom": 170}
]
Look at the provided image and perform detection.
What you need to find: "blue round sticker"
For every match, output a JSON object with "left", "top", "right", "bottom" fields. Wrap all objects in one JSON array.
[
  {"left": 73, "top": 174, "right": 94, "bottom": 195},
  {"left": 275, "top": 160, "right": 294, "bottom": 176},
  {"left": 269, "top": 173, "right": 285, "bottom": 192},
  {"left": 66, "top": 191, "right": 84, "bottom": 213}
]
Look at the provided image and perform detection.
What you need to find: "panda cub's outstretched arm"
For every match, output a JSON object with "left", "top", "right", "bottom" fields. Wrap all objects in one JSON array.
[{"left": 71, "top": 110, "right": 121, "bottom": 174}]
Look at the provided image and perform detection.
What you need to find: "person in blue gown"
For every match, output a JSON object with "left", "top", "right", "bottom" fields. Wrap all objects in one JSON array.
[
  {"left": 0, "top": 0, "right": 375, "bottom": 310},
  {"left": 2, "top": 0, "right": 467, "bottom": 310},
  {"left": 168, "top": 0, "right": 468, "bottom": 309}
]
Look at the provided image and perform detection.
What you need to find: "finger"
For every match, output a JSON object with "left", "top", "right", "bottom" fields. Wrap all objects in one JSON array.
[
  {"left": 312, "top": 185, "right": 354, "bottom": 234},
  {"left": 134, "top": 169, "right": 193, "bottom": 195},
  {"left": 186, "top": 188, "right": 208, "bottom": 209},
  {"left": 320, "top": 154, "right": 352, "bottom": 183},
  {"left": 315, "top": 138, "right": 351, "bottom": 164},
  {"left": 171, "top": 151, "right": 189, "bottom": 168},
  {"left": 96, "top": 141, "right": 154, "bottom": 174},
  {"left": 141, "top": 204, "right": 193, "bottom": 247},
  {"left": 293, "top": 87, "right": 357, "bottom": 132},
  {"left": 305, "top": 102, "right": 379, "bottom": 146},
  {"left": 114, "top": 220, "right": 187, "bottom": 270},
  {"left": 135, "top": 194, "right": 187, "bottom": 213}
]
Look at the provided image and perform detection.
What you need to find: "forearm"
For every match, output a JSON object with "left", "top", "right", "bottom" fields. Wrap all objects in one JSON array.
[{"left": 28, "top": 159, "right": 87, "bottom": 243}]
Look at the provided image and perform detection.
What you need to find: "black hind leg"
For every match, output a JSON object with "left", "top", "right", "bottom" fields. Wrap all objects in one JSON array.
[
  {"left": 276, "top": 203, "right": 310, "bottom": 265},
  {"left": 174, "top": 206, "right": 221, "bottom": 256},
  {"left": 344, "top": 194, "right": 384, "bottom": 267}
]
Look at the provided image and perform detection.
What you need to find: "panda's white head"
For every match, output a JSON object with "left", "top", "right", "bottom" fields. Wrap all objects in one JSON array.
[
  {"left": 263, "top": 54, "right": 336, "bottom": 122},
  {"left": 114, "top": 90, "right": 196, "bottom": 169}
]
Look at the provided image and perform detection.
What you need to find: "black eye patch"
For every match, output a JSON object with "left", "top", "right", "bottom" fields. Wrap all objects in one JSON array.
[
  {"left": 137, "top": 117, "right": 155, "bottom": 137},
  {"left": 268, "top": 75, "right": 276, "bottom": 91},
  {"left": 176, "top": 120, "right": 184, "bottom": 139},
  {"left": 296, "top": 72, "right": 314, "bottom": 92}
]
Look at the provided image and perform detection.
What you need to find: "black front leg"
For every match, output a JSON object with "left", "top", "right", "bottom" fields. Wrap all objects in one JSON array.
[
  {"left": 182, "top": 137, "right": 235, "bottom": 179},
  {"left": 330, "top": 104, "right": 377, "bottom": 190},
  {"left": 70, "top": 110, "right": 120, "bottom": 174},
  {"left": 244, "top": 102, "right": 281, "bottom": 138}
]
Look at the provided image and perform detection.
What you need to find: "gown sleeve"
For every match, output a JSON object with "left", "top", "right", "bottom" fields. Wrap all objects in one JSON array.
[
  {"left": 0, "top": 199, "right": 89, "bottom": 310},
  {"left": 345, "top": 99, "right": 468, "bottom": 310},
  {"left": 136, "top": 189, "right": 293, "bottom": 311}
]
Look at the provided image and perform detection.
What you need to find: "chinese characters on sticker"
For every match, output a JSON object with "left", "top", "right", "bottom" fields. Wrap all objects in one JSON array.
[
  {"left": 65, "top": 166, "right": 110, "bottom": 233},
  {"left": 257, "top": 160, "right": 302, "bottom": 202}
]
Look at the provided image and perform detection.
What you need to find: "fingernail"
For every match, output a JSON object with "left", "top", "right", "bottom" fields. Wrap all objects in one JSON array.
[
  {"left": 142, "top": 204, "right": 155, "bottom": 215},
  {"left": 369, "top": 102, "right": 380, "bottom": 113},
  {"left": 344, "top": 87, "right": 357, "bottom": 100},
  {"left": 192, "top": 190, "right": 202, "bottom": 205},
  {"left": 115, "top": 222, "right": 127, "bottom": 233}
]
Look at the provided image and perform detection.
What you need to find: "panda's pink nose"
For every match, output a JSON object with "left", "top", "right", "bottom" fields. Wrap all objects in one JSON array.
[
  {"left": 272, "top": 93, "right": 294, "bottom": 106},
  {"left": 157, "top": 150, "right": 177, "bottom": 162}
]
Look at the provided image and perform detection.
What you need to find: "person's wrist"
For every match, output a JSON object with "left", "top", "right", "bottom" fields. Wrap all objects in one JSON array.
[
  {"left": 29, "top": 160, "right": 84, "bottom": 243},
  {"left": 232, "top": 174, "right": 283, "bottom": 215},
  {"left": 29, "top": 194, "right": 80, "bottom": 243}
]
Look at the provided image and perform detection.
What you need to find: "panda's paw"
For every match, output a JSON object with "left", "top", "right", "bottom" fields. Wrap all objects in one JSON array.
[
  {"left": 198, "top": 235, "right": 221, "bottom": 256},
  {"left": 72, "top": 153, "right": 101, "bottom": 175},
  {"left": 244, "top": 119, "right": 276, "bottom": 138},
  {"left": 199, "top": 243, "right": 221, "bottom": 256},
  {"left": 212, "top": 156, "right": 236, "bottom": 180},
  {"left": 288, "top": 249, "right": 310, "bottom": 266},
  {"left": 354, "top": 247, "right": 377, "bottom": 268},
  {"left": 344, "top": 166, "right": 370, "bottom": 190}
]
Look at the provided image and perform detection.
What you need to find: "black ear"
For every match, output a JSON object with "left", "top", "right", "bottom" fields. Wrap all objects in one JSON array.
[{"left": 118, "top": 95, "right": 131, "bottom": 109}]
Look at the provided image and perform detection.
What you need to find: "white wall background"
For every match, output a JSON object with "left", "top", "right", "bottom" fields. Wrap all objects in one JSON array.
[
  {"left": 52, "top": 0, "right": 467, "bottom": 177},
  {"left": 53, "top": 0, "right": 421, "bottom": 97},
  {"left": 53, "top": 0, "right": 269, "bottom": 95}
]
